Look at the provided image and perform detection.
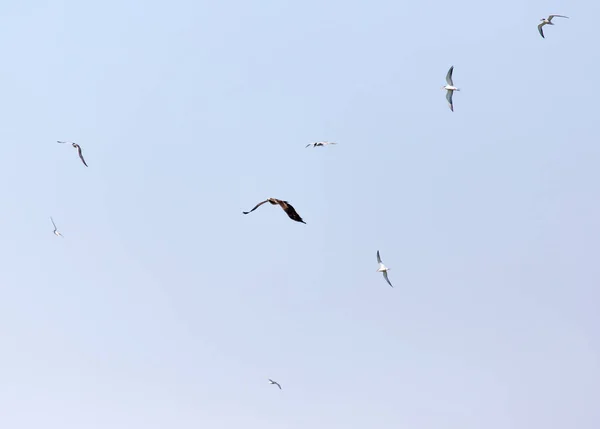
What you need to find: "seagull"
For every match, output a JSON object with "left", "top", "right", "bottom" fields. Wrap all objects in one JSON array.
[
  {"left": 243, "top": 198, "right": 306, "bottom": 224},
  {"left": 305, "top": 141, "right": 337, "bottom": 148},
  {"left": 442, "top": 66, "right": 460, "bottom": 112},
  {"left": 376, "top": 250, "right": 393, "bottom": 287},
  {"left": 57, "top": 141, "right": 88, "bottom": 167},
  {"left": 50, "top": 217, "right": 63, "bottom": 238},
  {"left": 268, "top": 379, "right": 282, "bottom": 390},
  {"left": 538, "top": 15, "right": 569, "bottom": 38}
]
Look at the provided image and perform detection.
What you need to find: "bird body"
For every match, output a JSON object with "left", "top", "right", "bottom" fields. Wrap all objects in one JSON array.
[
  {"left": 538, "top": 14, "right": 569, "bottom": 38},
  {"left": 268, "top": 379, "right": 282, "bottom": 389},
  {"left": 306, "top": 141, "right": 337, "bottom": 148},
  {"left": 243, "top": 198, "right": 306, "bottom": 224},
  {"left": 376, "top": 250, "right": 393, "bottom": 287},
  {"left": 442, "top": 66, "right": 460, "bottom": 112}
]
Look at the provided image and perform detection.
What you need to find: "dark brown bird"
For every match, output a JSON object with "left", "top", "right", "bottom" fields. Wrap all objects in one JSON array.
[
  {"left": 243, "top": 198, "right": 306, "bottom": 224},
  {"left": 57, "top": 141, "right": 88, "bottom": 167}
]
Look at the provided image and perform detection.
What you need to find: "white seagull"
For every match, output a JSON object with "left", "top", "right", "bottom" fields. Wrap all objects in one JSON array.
[
  {"left": 50, "top": 217, "right": 63, "bottom": 238},
  {"left": 305, "top": 141, "right": 337, "bottom": 148},
  {"left": 538, "top": 14, "right": 569, "bottom": 38},
  {"left": 268, "top": 379, "right": 282, "bottom": 390},
  {"left": 376, "top": 250, "right": 393, "bottom": 287},
  {"left": 442, "top": 66, "right": 460, "bottom": 112}
]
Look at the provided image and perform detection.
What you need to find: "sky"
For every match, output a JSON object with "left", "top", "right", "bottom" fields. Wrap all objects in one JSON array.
[{"left": 0, "top": 0, "right": 598, "bottom": 428}]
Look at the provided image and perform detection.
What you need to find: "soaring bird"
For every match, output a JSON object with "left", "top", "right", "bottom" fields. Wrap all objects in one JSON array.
[
  {"left": 243, "top": 198, "right": 306, "bottom": 224},
  {"left": 442, "top": 66, "right": 460, "bottom": 112},
  {"left": 538, "top": 14, "right": 569, "bottom": 38},
  {"left": 57, "top": 141, "right": 88, "bottom": 167},
  {"left": 376, "top": 250, "right": 393, "bottom": 287},
  {"left": 305, "top": 141, "right": 337, "bottom": 148},
  {"left": 50, "top": 217, "right": 63, "bottom": 238},
  {"left": 268, "top": 379, "right": 282, "bottom": 390}
]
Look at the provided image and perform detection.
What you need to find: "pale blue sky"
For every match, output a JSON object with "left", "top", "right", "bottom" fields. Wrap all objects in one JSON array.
[{"left": 0, "top": 1, "right": 598, "bottom": 428}]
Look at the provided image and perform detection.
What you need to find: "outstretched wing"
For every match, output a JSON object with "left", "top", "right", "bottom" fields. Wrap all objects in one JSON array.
[
  {"left": 377, "top": 250, "right": 382, "bottom": 264},
  {"left": 548, "top": 14, "right": 568, "bottom": 21},
  {"left": 305, "top": 143, "right": 313, "bottom": 148},
  {"left": 276, "top": 382, "right": 282, "bottom": 390},
  {"left": 243, "top": 199, "right": 269, "bottom": 214},
  {"left": 446, "top": 90, "right": 454, "bottom": 111},
  {"left": 537, "top": 22, "right": 545, "bottom": 38},
  {"left": 383, "top": 271, "right": 393, "bottom": 287},
  {"left": 278, "top": 201, "right": 306, "bottom": 224},
  {"left": 50, "top": 217, "right": 57, "bottom": 229},
  {"left": 445, "top": 66, "right": 454, "bottom": 86},
  {"left": 75, "top": 145, "right": 88, "bottom": 167},
  {"left": 57, "top": 140, "right": 68, "bottom": 144}
]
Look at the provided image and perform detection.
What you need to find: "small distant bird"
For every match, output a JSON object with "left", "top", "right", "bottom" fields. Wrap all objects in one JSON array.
[
  {"left": 376, "top": 250, "right": 393, "bottom": 287},
  {"left": 442, "top": 66, "right": 460, "bottom": 112},
  {"left": 268, "top": 379, "right": 282, "bottom": 390},
  {"left": 538, "top": 14, "right": 569, "bottom": 38},
  {"left": 50, "top": 217, "right": 63, "bottom": 238},
  {"left": 57, "top": 141, "right": 88, "bottom": 167},
  {"left": 243, "top": 198, "right": 306, "bottom": 224},
  {"left": 305, "top": 141, "right": 337, "bottom": 148}
]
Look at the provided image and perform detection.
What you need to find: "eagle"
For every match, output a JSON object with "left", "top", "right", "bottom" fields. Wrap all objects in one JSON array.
[{"left": 243, "top": 198, "right": 306, "bottom": 224}]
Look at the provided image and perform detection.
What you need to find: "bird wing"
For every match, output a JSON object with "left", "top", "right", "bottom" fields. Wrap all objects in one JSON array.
[
  {"left": 50, "top": 217, "right": 57, "bottom": 229},
  {"left": 278, "top": 200, "right": 306, "bottom": 224},
  {"left": 305, "top": 143, "right": 313, "bottom": 148},
  {"left": 57, "top": 140, "right": 68, "bottom": 144},
  {"left": 548, "top": 15, "right": 569, "bottom": 21},
  {"left": 243, "top": 199, "right": 269, "bottom": 214},
  {"left": 75, "top": 145, "right": 88, "bottom": 167},
  {"left": 446, "top": 90, "right": 454, "bottom": 111},
  {"left": 445, "top": 66, "right": 454, "bottom": 86},
  {"left": 383, "top": 271, "right": 393, "bottom": 287},
  {"left": 377, "top": 250, "right": 382, "bottom": 264},
  {"left": 276, "top": 382, "right": 282, "bottom": 389},
  {"left": 538, "top": 22, "right": 545, "bottom": 38}
]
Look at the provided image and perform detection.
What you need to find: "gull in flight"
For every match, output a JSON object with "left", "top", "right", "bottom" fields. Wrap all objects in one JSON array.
[
  {"left": 376, "top": 250, "right": 393, "bottom": 287},
  {"left": 305, "top": 141, "right": 337, "bottom": 148},
  {"left": 50, "top": 217, "right": 63, "bottom": 238},
  {"left": 268, "top": 379, "right": 282, "bottom": 390},
  {"left": 538, "top": 15, "right": 569, "bottom": 38},
  {"left": 243, "top": 198, "right": 306, "bottom": 224},
  {"left": 442, "top": 66, "right": 460, "bottom": 112},
  {"left": 57, "top": 141, "right": 88, "bottom": 167}
]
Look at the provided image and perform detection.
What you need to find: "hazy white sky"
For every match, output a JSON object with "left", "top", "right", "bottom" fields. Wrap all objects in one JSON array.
[{"left": 0, "top": 1, "right": 598, "bottom": 428}]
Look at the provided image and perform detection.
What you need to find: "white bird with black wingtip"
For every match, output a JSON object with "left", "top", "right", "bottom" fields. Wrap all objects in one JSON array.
[
  {"left": 268, "top": 379, "right": 282, "bottom": 390},
  {"left": 50, "top": 217, "right": 63, "bottom": 238},
  {"left": 537, "top": 14, "right": 569, "bottom": 39},
  {"left": 306, "top": 141, "right": 337, "bottom": 148},
  {"left": 442, "top": 66, "right": 460, "bottom": 112},
  {"left": 376, "top": 250, "right": 393, "bottom": 287}
]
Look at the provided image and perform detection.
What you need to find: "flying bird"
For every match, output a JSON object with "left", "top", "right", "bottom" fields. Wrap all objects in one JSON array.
[
  {"left": 268, "top": 379, "right": 282, "bottom": 390},
  {"left": 376, "top": 250, "right": 393, "bottom": 287},
  {"left": 243, "top": 198, "right": 306, "bottom": 224},
  {"left": 442, "top": 66, "right": 460, "bottom": 112},
  {"left": 538, "top": 14, "right": 569, "bottom": 38},
  {"left": 305, "top": 141, "right": 337, "bottom": 148},
  {"left": 57, "top": 141, "right": 88, "bottom": 167},
  {"left": 50, "top": 217, "right": 63, "bottom": 238}
]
